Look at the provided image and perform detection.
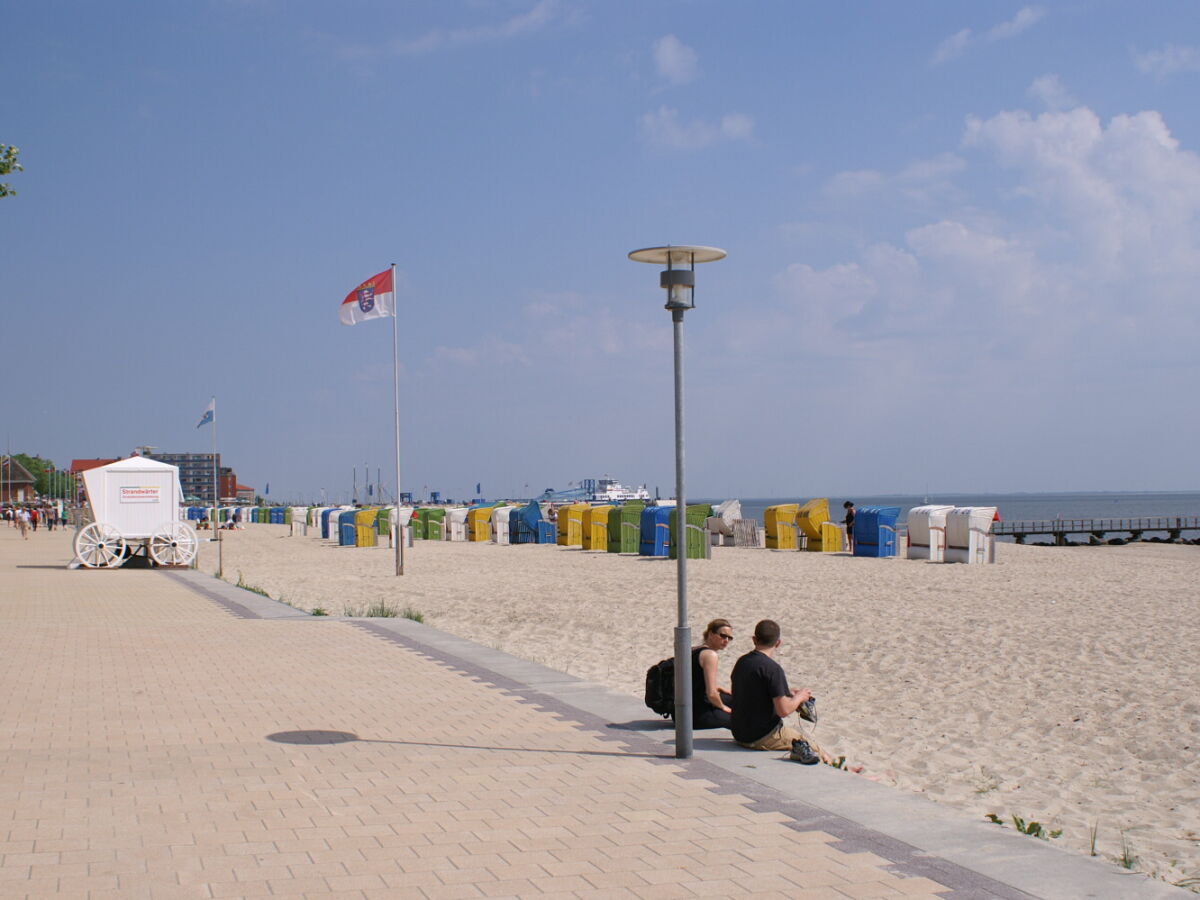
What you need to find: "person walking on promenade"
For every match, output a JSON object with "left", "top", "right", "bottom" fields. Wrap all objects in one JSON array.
[
  {"left": 16, "top": 507, "right": 31, "bottom": 539},
  {"left": 730, "top": 619, "right": 829, "bottom": 764}
]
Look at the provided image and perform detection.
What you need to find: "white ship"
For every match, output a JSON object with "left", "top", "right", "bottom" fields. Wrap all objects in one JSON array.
[{"left": 586, "top": 477, "right": 651, "bottom": 502}]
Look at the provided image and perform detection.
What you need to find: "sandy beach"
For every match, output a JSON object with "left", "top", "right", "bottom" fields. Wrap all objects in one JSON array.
[{"left": 192, "top": 527, "right": 1198, "bottom": 886}]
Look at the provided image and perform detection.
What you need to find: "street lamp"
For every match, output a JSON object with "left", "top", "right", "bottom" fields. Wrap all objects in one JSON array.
[{"left": 628, "top": 244, "right": 726, "bottom": 759}]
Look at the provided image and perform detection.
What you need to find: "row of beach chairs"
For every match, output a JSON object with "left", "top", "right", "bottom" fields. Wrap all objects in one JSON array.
[{"left": 195, "top": 499, "right": 999, "bottom": 564}]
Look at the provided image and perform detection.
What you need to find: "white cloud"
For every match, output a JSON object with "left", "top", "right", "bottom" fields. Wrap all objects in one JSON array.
[
  {"left": 424, "top": 289, "right": 674, "bottom": 377},
  {"left": 822, "top": 152, "right": 965, "bottom": 206},
  {"left": 433, "top": 338, "right": 531, "bottom": 368},
  {"left": 386, "top": 0, "right": 561, "bottom": 56},
  {"left": 898, "top": 153, "right": 967, "bottom": 182},
  {"left": 932, "top": 28, "right": 972, "bottom": 65},
  {"left": 760, "top": 101, "right": 1200, "bottom": 386},
  {"left": 1027, "top": 74, "right": 1075, "bottom": 111},
  {"left": 932, "top": 7, "right": 1045, "bottom": 64},
  {"left": 639, "top": 106, "right": 754, "bottom": 151},
  {"left": 720, "top": 113, "right": 754, "bottom": 140},
  {"left": 522, "top": 290, "right": 586, "bottom": 319},
  {"left": 1133, "top": 44, "right": 1200, "bottom": 80},
  {"left": 824, "top": 169, "right": 886, "bottom": 197},
  {"left": 963, "top": 106, "right": 1200, "bottom": 289},
  {"left": 653, "top": 34, "right": 699, "bottom": 86},
  {"left": 985, "top": 6, "right": 1045, "bottom": 41}
]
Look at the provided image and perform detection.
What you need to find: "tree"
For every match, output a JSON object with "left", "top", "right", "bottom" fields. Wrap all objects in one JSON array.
[
  {"left": 1, "top": 145, "right": 23, "bottom": 198},
  {"left": 11, "top": 453, "right": 51, "bottom": 494},
  {"left": 6, "top": 453, "right": 75, "bottom": 498}
]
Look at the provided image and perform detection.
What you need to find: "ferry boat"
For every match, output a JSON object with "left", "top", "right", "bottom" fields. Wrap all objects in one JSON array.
[{"left": 584, "top": 477, "right": 651, "bottom": 503}]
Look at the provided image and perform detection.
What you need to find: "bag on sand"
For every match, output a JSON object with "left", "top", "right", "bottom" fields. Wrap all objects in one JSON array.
[{"left": 644, "top": 657, "right": 675, "bottom": 718}]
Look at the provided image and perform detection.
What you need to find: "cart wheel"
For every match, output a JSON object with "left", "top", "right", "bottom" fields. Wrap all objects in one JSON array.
[
  {"left": 149, "top": 522, "right": 199, "bottom": 567},
  {"left": 75, "top": 522, "right": 128, "bottom": 568}
]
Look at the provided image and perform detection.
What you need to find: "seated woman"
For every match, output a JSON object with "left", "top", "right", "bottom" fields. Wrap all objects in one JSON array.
[{"left": 692, "top": 618, "right": 735, "bottom": 729}]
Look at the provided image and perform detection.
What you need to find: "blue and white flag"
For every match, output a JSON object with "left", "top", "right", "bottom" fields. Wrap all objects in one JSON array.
[
  {"left": 196, "top": 398, "right": 215, "bottom": 429},
  {"left": 265, "top": 482, "right": 270, "bottom": 496},
  {"left": 476, "top": 482, "right": 482, "bottom": 495}
]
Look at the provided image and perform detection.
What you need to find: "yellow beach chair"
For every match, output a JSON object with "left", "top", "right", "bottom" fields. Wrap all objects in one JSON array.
[
  {"left": 557, "top": 503, "right": 590, "bottom": 547},
  {"left": 797, "top": 498, "right": 834, "bottom": 551},
  {"left": 583, "top": 505, "right": 612, "bottom": 550},
  {"left": 354, "top": 508, "right": 378, "bottom": 547},
  {"left": 467, "top": 506, "right": 494, "bottom": 542},
  {"left": 765, "top": 504, "right": 799, "bottom": 550}
]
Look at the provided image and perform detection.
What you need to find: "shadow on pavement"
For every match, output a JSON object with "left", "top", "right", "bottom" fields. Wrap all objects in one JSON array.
[{"left": 266, "top": 729, "right": 666, "bottom": 759}]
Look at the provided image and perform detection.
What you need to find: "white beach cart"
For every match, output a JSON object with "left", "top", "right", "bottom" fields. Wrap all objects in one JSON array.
[{"left": 72, "top": 457, "right": 198, "bottom": 568}]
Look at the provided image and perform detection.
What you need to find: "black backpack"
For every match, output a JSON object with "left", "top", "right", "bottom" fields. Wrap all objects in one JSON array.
[{"left": 644, "top": 657, "right": 675, "bottom": 718}]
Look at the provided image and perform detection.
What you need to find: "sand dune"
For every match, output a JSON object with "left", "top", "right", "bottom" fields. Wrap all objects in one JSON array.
[{"left": 198, "top": 528, "right": 1200, "bottom": 887}]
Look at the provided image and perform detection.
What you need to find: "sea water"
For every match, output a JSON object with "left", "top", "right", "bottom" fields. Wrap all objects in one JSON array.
[{"left": 695, "top": 491, "right": 1200, "bottom": 541}]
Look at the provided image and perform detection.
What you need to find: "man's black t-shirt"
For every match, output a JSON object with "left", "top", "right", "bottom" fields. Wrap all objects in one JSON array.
[{"left": 730, "top": 649, "right": 790, "bottom": 744}]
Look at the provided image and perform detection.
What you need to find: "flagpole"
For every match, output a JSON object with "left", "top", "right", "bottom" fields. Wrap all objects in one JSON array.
[
  {"left": 211, "top": 397, "right": 223, "bottom": 578},
  {"left": 391, "top": 262, "right": 404, "bottom": 575}
]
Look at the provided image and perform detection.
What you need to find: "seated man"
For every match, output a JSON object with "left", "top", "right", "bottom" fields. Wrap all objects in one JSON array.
[{"left": 730, "top": 619, "right": 828, "bottom": 764}]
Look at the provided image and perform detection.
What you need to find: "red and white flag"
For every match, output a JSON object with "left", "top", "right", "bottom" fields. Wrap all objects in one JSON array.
[{"left": 339, "top": 268, "right": 395, "bottom": 326}]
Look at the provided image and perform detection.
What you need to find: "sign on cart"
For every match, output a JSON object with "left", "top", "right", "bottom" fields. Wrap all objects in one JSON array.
[{"left": 119, "top": 486, "right": 161, "bottom": 503}]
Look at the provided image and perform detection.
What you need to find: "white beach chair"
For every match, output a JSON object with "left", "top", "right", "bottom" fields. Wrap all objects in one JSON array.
[
  {"left": 707, "top": 499, "right": 742, "bottom": 545},
  {"left": 491, "top": 506, "right": 511, "bottom": 545},
  {"left": 907, "top": 505, "right": 955, "bottom": 561},
  {"left": 945, "top": 507, "right": 998, "bottom": 564},
  {"left": 390, "top": 507, "right": 415, "bottom": 548},
  {"left": 446, "top": 507, "right": 469, "bottom": 541}
]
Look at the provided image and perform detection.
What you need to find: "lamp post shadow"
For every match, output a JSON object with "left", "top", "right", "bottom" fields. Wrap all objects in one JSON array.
[{"left": 265, "top": 730, "right": 665, "bottom": 759}]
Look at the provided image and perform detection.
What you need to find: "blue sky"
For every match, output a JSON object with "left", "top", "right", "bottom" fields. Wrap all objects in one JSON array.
[{"left": 4, "top": 1, "right": 1199, "bottom": 502}]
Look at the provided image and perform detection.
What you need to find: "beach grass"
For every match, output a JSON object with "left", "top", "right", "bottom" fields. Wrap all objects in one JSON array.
[{"left": 234, "top": 571, "right": 270, "bottom": 598}]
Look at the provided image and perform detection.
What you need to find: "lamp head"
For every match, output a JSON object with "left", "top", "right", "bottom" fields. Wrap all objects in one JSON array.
[
  {"left": 660, "top": 268, "right": 695, "bottom": 309},
  {"left": 627, "top": 245, "right": 726, "bottom": 313}
]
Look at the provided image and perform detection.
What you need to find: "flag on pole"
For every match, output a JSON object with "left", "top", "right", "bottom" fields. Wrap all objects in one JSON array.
[
  {"left": 340, "top": 268, "right": 396, "bottom": 326},
  {"left": 196, "top": 398, "right": 215, "bottom": 429},
  {"left": 476, "top": 482, "right": 482, "bottom": 495},
  {"left": 265, "top": 483, "right": 270, "bottom": 496}
]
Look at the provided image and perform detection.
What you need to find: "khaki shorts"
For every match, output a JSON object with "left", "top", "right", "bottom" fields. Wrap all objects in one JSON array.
[
  {"left": 738, "top": 722, "right": 805, "bottom": 752},
  {"left": 738, "top": 720, "right": 829, "bottom": 761}
]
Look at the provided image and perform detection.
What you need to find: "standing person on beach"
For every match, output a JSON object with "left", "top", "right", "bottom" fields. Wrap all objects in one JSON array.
[
  {"left": 691, "top": 619, "right": 736, "bottom": 729},
  {"left": 730, "top": 619, "right": 828, "bottom": 764},
  {"left": 842, "top": 501, "right": 856, "bottom": 553}
]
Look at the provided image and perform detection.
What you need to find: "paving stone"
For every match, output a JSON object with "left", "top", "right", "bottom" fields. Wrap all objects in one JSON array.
[{"left": 0, "top": 531, "right": 1155, "bottom": 900}]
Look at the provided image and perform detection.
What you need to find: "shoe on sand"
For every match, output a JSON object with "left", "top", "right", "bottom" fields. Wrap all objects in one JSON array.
[
  {"left": 789, "top": 739, "right": 820, "bottom": 765},
  {"left": 798, "top": 697, "right": 818, "bottom": 724}
]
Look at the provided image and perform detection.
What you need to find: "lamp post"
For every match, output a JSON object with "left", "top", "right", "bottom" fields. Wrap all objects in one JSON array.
[{"left": 628, "top": 244, "right": 726, "bottom": 759}]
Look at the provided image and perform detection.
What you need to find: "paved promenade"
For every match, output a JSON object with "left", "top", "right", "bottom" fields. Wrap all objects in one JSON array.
[{"left": 0, "top": 528, "right": 1183, "bottom": 899}]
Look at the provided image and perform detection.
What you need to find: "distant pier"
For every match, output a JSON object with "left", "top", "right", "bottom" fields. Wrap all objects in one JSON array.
[{"left": 992, "top": 516, "right": 1200, "bottom": 545}]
